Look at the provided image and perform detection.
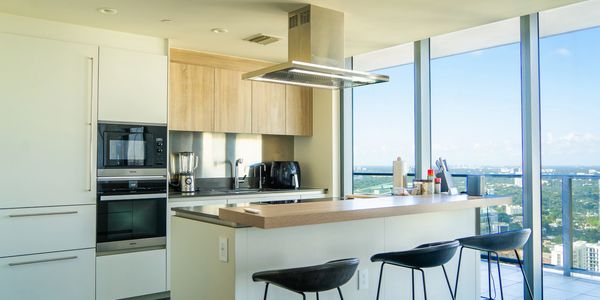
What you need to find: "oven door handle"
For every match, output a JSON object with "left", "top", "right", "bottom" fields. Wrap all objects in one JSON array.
[
  {"left": 97, "top": 176, "right": 167, "bottom": 182},
  {"left": 99, "top": 193, "right": 167, "bottom": 201}
]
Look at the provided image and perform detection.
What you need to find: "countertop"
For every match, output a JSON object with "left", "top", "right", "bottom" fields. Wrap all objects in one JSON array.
[
  {"left": 217, "top": 194, "right": 512, "bottom": 229},
  {"left": 168, "top": 187, "right": 327, "bottom": 200},
  {"left": 172, "top": 197, "right": 341, "bottom": 228}
]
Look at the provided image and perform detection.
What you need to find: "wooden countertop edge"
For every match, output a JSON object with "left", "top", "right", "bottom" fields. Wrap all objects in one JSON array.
[{"left": 218, "top": 196, "right": 511, "bottom": 229}]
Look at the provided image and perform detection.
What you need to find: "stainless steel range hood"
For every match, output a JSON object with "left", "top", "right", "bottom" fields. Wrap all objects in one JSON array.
[{"left": 242, "top": 5, "right": 389, "bottom": 89}]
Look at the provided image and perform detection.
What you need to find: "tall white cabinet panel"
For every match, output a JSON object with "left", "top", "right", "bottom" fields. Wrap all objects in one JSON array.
[
  {"left": 0, "top": 248, "right": 95, "bottom": 300},
  {"left": 0, "top": 33, "right": 97, "bottom": 209},
  {"left": 0, "top": 205, "right": 95, "bottom": 257},
  {"left": 96, "top": 249, "right": 167, "bottom": 300},
  {"left": 98, "top": 47, "right": 168, "bottom": 124}
]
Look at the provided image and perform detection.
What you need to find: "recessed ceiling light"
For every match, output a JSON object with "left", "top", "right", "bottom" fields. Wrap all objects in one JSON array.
[
  {"left": 160, "top": 19, "right": 173, "bottom": 23},
  {"left": 97, "top": 7, "right": 118, "bottom": 15},
  {"left": 211, "top": 28, "right": 228, "bottom": 34}
]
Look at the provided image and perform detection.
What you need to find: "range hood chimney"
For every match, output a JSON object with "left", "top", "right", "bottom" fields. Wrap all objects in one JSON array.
[{"left": 242, "top": 5, "right": 389, "bottom": 89}]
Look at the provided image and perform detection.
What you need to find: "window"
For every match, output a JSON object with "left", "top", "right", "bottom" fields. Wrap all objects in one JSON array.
[
  {"left": 352, "top": 45, "right": 414, "bottom": 194},
  {"left": 540, "top": 1, "right": 600, "bottom": 273},
  {"left": 430, "top": 20, "right": 524, "bottom": 252}
]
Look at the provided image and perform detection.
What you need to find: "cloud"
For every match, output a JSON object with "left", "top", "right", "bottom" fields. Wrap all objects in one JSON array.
[{"left": 554, "top": 48, "right": 572, "bottom": 57}]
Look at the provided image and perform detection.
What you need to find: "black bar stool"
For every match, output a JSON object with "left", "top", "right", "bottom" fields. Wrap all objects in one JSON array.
[
  {"left": 371, "top": 240, "right": 459, "bottom": 300},
  {"left": 252, "top": 258, "right": 359, "bottom": 300},
  {"left": 454, "top": 228, "right": 533, "bottom": 300}
]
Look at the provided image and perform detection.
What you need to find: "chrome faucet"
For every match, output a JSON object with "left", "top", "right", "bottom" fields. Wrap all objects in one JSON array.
[{"left": 232, "top": 158, "right": 246, "bottom": 190}]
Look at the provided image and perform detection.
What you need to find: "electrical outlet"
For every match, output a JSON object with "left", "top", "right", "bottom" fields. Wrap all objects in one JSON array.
[
  {"left": 218, "top": 237, "right": 228, "bottom": 262},
  {"left": 358, "top": 269, "right": 369, "bottom": 290}
]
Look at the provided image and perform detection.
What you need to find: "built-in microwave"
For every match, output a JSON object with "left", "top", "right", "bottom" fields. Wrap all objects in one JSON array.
[{"left": 97, "top": 123, "right": 167, "bottom": 177}]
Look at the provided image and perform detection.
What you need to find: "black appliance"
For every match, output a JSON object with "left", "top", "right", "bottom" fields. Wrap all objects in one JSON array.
[
  {"left": 97, "top": 123, "right": 167, "bottom": 177},
  {"left": 263, "top": 161, "right": 301, "bottom": 189},
  {"left": 96, "top": 177, "right": 167, "bottom": 253}
]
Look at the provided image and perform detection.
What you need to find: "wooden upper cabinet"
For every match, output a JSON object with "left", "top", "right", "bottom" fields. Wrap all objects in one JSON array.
[
  {"left": 168, "top": 49, "right": 313, "bottom": 136},
  {"left": 286, "top": 86, "right": 313, "bottom": 136},
  {"left": 251, "top": 82, "right": 286, "bottom": 135},
  {"left": 214, "top": 69, "right": 252, "bottom": 133},
  {"left": 169, "top": 63, "right": 215, "bottom": 132}
]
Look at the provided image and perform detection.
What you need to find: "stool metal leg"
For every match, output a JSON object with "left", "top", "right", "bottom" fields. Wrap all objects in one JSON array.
[
  {"left": 514, "top": 249, "right": 534, "bottom": 299},
  {"left": 453, "top": 246, "right": 464, "bottom": 299},
  {"left": 411, "top": 269, "right": 415, "bottom": 300},
  {"left": 441, "top": 265, "right": 455, "bottom": 300},
  {"left": 487, "top": 251, "right": 492, "bottom": 300},
  {"left": 263, "top": 283, "right": 269, "bottom": 300},
  {"left": 493, "top": 252, "right": 504, "bottom": 300},
  {"left": 337, "top": 287, "right": 344, "bottom": 300},
  {"left": 316, "top": 292, "right": 319, "bottom": 300},
  {"left": 298, "top": 291, "right": 306, "bottom": 300},
  {"left": 418, "top": 268, "right": 427, "bottom": 300},
  {"left": 376, "top": 262, "right": 385, "bottom": 300}
]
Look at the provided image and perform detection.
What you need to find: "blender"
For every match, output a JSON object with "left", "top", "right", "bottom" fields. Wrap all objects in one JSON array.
[{"left": 177, "top": 152, "right": 198, "bottom": 192}]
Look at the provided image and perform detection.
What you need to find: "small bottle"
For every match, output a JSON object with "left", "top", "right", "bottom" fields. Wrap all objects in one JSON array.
[
  {"left": 435, "top": 177, "right": 442, "bottom": 194},
  {"left": 427, "top": 169, "right": 435, "bottom": 181}
]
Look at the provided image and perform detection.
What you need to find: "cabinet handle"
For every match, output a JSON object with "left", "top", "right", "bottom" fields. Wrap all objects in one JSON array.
[
  {"left": 8, "top": 211, "right": 78, "bottom": 218},
  {"left": 88, "top": 57, "right": 94, "bottom": 192},
  {"left": 8, "top": 256, "right": 78, "bottom": 267}
]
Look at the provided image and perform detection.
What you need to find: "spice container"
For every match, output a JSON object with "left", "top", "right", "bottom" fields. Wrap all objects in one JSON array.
[
  {"left": 412, "top": 181, "right": 424, "bottom": 195},
  {"left": 435, "top": 178, "right": 442, "bottom": 194}
]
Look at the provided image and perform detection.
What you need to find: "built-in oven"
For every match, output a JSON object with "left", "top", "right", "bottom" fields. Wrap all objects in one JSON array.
[
  {"left": 96, "top": 177, "right": 167, "bottom": 253},
  {"left": 97, "top": 122, "right": 167, "bottom": 177}
]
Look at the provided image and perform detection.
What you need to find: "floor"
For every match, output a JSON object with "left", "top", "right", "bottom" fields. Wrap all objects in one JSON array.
[{"left": 480, "top": 261, "right": 600, "bottom": 300}]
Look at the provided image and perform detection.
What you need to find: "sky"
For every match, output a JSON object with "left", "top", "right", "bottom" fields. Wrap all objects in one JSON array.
[{"left": 353, "top": 25, "right": 600, "bottom": 168}]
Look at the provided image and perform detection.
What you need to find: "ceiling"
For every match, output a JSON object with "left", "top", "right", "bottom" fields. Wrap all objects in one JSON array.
[{"left": 0, "top": 0, "right": 585, "bottom": 63}]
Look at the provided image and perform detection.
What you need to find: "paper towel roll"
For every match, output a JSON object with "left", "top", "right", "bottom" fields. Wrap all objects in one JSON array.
[{"left": 393, "top": 157, "right": 408, "bottom": 188}]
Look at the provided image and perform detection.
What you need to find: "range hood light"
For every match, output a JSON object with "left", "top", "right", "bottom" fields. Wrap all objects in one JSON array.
[
  {"left": 289, "top": 69, "right": 357, "bottom": 82},
  {"left": 252, "top": 77, "right": 337, "bottom": 90},
  {"left": 288, "top": 69, "right": 378, "bottom": 84}
]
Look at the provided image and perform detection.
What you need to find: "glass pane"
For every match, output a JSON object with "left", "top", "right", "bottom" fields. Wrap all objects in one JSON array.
[
  {"left": 541, "top": 22, "right": 600, "bottom": 276},
  {"left": 572, "top": 178, "right": 600, "bottom": 272},
  {"left": 542, "top": 177, "right": 564, "bottom": 267},
  {"left": 353, "top": 64, "right": 414, "bottom": 194},
  {"left": 430, "top": 21, "right": 522, "bottom": 252}
]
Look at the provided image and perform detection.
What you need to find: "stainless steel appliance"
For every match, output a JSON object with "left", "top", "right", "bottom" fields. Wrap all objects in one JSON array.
[
  {"left": 96, "top": 176, "right": 167, "bottom": 252},
  {"left": 263, "top": 161, "right": 301, "bottom": 189},
  {"left": 467, "top": 175, "right": 487, "bottom": 196},
  {"left": 175, "top": 152, "right": 199, "bottom": 192},
  {"left": 97, "top": 123, "right": 167, "bottom": 177},
  {"left": 242, "top": 5, "right": 388, "bottom": 89}
]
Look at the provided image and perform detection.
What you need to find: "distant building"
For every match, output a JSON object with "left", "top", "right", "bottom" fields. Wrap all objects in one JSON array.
[
  {"left": 550, "top": 241, "right": 600, "bottom": 272},
  {"left": 505, "top": 205, "right": 522, "bottom": 215},
  {"left": 514, "top": 177, "right": 522, "bottom": 187}
]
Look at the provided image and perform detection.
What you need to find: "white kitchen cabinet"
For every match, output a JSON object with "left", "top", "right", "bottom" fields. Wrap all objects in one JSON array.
[
  {"left": 166, "top": 198, "right": 227, "bottom": 289},
  {"left": 0, "top": 204, "right": 95, "bottom": 257},
  {"left": 96, "top": 249, "right": 167, "bottom": 300},
  {"left": 0, "top": 33, "right": 98, "bottom": 209},
  {"left": 98, "top": 46, "right": 168, "bottom": 124},
  {"left": 0, "top": 248, "right": 95, "bottom": 300}
]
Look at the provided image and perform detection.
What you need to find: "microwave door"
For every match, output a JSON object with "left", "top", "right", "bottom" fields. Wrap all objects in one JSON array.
[{"left": 104, "top": 132, "right": 152, "bottom": 167}]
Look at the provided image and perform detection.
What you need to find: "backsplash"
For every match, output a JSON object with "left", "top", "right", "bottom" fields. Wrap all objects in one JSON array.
[{"left": 169, "top": 131, "right": 294, "bottom": 179}]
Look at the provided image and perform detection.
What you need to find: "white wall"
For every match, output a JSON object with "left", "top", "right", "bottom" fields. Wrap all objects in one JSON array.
[
  {"left": 0, "top": 12, "right": 166, "bottom": 54},
  {"left": 294, "top": 89, "right": 341, "bottom": 197}
]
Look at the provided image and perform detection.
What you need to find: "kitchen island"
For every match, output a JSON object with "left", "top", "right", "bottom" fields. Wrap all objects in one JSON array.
[{"left": 170, "top": 194, "right": 511, "bottom": 300}]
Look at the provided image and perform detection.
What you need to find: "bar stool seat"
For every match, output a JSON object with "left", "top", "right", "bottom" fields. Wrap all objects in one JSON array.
[
  {"left": 252, "top": 258, "right": 359, "bottom": 300},
  {"left": 371, "top": 240, "right": 459, "bottom": 300},
  {"left": 457, "top": 229, "right": 531, "bottom": 252},
  {"left": 454, "top": 228, "right": 533, "bottom": 300}
]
